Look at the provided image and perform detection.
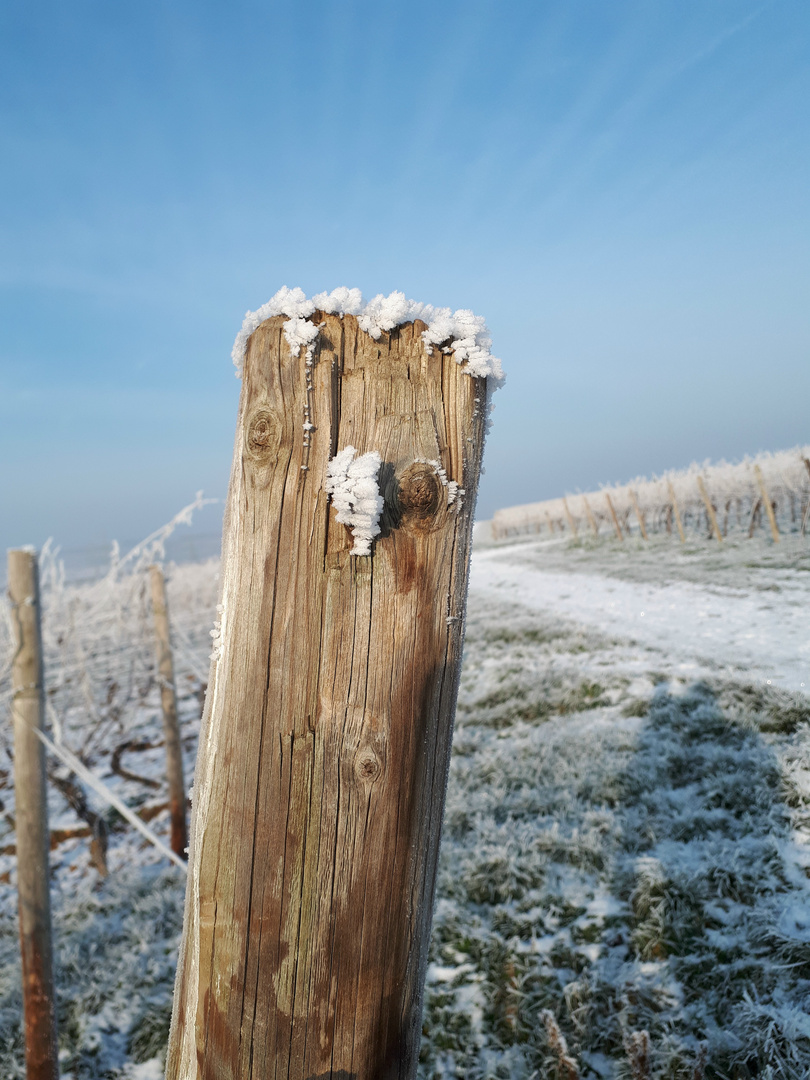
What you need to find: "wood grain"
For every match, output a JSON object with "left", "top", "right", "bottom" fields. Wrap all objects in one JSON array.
[{"left": 166, "top": 313, "right": 487, "bottom": 1079}]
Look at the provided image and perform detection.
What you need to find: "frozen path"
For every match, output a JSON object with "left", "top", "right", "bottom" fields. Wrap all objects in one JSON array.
[{"left": 469, "top": 546, "right": 810, "bottom": 693}]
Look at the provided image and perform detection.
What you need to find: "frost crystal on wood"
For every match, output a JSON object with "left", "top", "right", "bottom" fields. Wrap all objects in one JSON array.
[
  {"left": 324, "top": 447, "right": 384, "bottom": 556},
  {"left": 231, "top": 286, "right": 505, "bottom": 386}
]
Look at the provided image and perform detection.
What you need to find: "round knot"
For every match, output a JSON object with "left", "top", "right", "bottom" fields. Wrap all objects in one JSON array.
[
  {"left": 245, "top": 408, "right": 282, "bottom": 463},
  {"left": 354, "top": 747, "right": 382, "bottom": 783},
  {"left": 397, "top": 463, "right": 442, "bottom": 527}
]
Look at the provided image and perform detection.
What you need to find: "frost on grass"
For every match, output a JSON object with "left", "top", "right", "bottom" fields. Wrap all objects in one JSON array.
[
  {"left": 324, "top": 446, "right": 384, "bottom": 556},
  {"left": 1, "top": 510, "right": 809, "bottom": 1078},
  {"left": 417, "top": 591, "right": 810, "bottom": 1079},
  {"left": 230, "top": 286, "right": 505, "bottom": 386}
]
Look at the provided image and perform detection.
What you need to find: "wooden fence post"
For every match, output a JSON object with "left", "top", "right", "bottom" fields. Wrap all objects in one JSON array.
[
  {"left": 562, "top": 497, "right": 578, "bottom": 538},
  {"left": 697, "top": 476, "right": 723, "bottom": 542},
  {"left": 166, "top": 310, "right": 488, "bottom": 1079},
  {"left": 628, "top": 489, "right": 648, "bottom": 540},
  {"left": 754, "top": 465, "right": 780, "bottom": 543},
  {"left": 582, "top": 496, "right": 599, "bottom": 536},
  {"left": 149, "top": 565, "right": 188, "bottom": 858},
  {"left": 604, "top": 493, "right": 624, "bottom": 540},
  {"left": 8, "top": 549, "right": 59, "bottom": 1080},
  {"left": 666, "top": 481, "right": 685, "bottom": 543}
]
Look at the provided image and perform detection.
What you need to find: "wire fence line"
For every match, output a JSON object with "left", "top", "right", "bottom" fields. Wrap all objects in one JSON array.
[
  {"left": 0, "top": 495, "right": 220, "bottom": 863},
  {"left": 492, "top": 445, "right": 810, "bottom": 542}
]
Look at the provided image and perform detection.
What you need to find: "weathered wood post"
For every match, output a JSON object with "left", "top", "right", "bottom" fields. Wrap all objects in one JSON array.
[
  {"left": 666, "top": 481, "right": 686, "bottom": 543},
  {"left": 628, "top": 489, "right": 648, "bottom": 540},
  {"left": 753, "top": 465, "right": 780, "bottom": 543},
  {"left": 582, "top": 495, "right": 599, "bottom": 536},
  {"left": 604, "top": 493, "right": 624, "bottom": 540},
  {"left": 697, "top": 476, "right": 723, "bottom": 542},
  {"left": 562, "top": 497, "right": 578, "bottom": 538},
  {"left": 166, "top": 296, "right": 498, "bottom": 1079},
  {"left": 8, "top": 549, "right": 59, "bottom": 1080},
  {"left": 149, "top": 564, "right": 187, "bottom": 858}
]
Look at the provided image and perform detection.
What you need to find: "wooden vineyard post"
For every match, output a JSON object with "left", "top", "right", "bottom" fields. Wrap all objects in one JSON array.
[
  {"left": 666, "top": 481, "right": 686, "bottom": 543},
  {"left": 604, "top": 493, "right": 624, "bottom": 540},
  {"left": 628, "top": 489, "right": 648, "bottom": 540},
  {"left": 748, "top": 498, "right": 762, "bottom": 538},
  {"left": 149, "top": 565, "right": 188, "bottom": 858},
  {"left": 697, "top": 476, "right": 723, "bottom": 542},
  {"left": 562, "top": 497, "right": 579, "bottom": 538},
  {"left": 582, "top": 495, "right": 599, "bottom": 536},
  {"left": 166, "top": 310, "right": 490, "bottom": 1079},
  {"left": 545, "top": 509, "right": 556, "bottom": 534},
  {"left": 8, "top": 550, "right": 59, "bottom": 1080},
  {"left": 754, "top": 465, "right": 780, "bottom": 543}
]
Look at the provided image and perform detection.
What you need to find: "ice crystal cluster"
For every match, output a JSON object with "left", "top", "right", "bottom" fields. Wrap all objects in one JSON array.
[
  {"left": 231, "top": 286, "right": 505, "bottom": 386},
  {"left": 324, "top": 446, "right": 384, "bottom": 556}
]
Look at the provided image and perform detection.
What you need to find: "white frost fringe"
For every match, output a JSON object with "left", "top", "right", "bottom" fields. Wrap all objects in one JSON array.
[
  {"left": 324, "top": 447, "right": 384, "bottom": 556},
  {"left": 231, "top": 286, "right": 505, "bottom": 386}
]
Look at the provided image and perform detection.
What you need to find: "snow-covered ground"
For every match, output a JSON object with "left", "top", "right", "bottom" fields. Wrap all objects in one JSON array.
[
  {"left": 1, "top": 528, "right": 809, "bottom": 1078},
  {"left": 471, "top": 532, "right": 810, "bottom": 693}
]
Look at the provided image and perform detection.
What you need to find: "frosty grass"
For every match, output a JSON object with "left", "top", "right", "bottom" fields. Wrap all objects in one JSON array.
[{"left": 1, "top": 530, "right": 810, "bottom": 1078}]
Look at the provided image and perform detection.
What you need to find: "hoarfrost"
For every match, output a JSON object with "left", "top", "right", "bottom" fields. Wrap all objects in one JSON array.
[
  {"left": 231, "top": 287, "right": 505, "bottom": 386},
  {"left": 311, "top": 286, "right": 364, "bottom": 315},
  {"left": 284, "top": 316, "right": 320, "bottom": 359},
  {"left": 415, "top": 458, "right": 461, "bottom": 506},
  {"left": 231, "top": 286, "right": 316, "bottom": 374},
  {"left": 325, "top": 447, "right": 384, "bottom": 556}
]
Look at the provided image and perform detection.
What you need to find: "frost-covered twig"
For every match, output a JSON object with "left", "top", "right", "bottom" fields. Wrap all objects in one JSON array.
[
  {"left": 623, "top": 1029, "right": 652, "bottom": 1080},
  {"left": 105, "top": 490, "right": 217, "bottom": 583},
  {"left": 540, "top": 1010, "right": 580, "bottom": 1080}
]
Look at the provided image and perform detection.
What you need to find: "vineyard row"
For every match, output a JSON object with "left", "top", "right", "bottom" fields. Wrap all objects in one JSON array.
[{"left": 492, "top": 444, "right": 810, "bottom": 542}]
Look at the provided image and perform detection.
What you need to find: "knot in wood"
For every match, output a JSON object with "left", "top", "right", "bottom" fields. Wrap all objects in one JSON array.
[
  {"left": 397, "top": 463, "right": 443, "bottom": 530},
  {"left": 244, "top": 408, "right": 282, "bottom": 463},
  {"left": 354, "top": 747, "right": 382, "bottom": 784}
]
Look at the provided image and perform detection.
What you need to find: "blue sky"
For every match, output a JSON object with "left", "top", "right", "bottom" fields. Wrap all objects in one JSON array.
[{"left": 1, "top": 0, "right": 808, "bottom": 553}]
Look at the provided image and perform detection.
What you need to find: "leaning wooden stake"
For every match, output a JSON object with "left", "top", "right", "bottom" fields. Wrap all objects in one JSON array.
[
  {"left": 697, "top": 476, "right": 723, "bottom": 542},
  {"left": 754, "top": 465, "right": 780, "bottom": 543},
  {"left": 666, "top": 481, "right": 686, "bottom": 542},
  {"left": 166, "top": 311, "right": 489, "bottom": 1079},
  {"left": 562, "top": 497, "right": 579, "bottom": 538},
  {"left": 582, "top": 495, "right": 599, "bottom": 536},
  {"left": 8, "top": 550, "right": 59, "bottom": 1080},
  {"left": 628, "top": 489, "right": 648, "bottom": 540},
  {"left": 149, "top": 565, "right": 187, "bottom": 858},
  {"left": 604, "top": 493, "right": 623, "bottom": 540}
]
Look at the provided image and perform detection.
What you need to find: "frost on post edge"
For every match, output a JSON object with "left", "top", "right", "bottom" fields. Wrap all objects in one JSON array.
[
  {"left": 230, "top": 286, "right": 505, "bottom": 389},
  {"left": 324, "top": 447, "right": 384, "bottom": 556}
]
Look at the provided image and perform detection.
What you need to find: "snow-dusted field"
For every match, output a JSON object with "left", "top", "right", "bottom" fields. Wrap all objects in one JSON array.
[{"left": 1, "top": 529, "right": 809, "bottom": 1078}]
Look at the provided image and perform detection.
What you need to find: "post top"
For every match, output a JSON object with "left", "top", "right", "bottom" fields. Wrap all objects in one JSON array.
[{"left": 231, "top": 286, "right": 505, "bottom": 388}]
